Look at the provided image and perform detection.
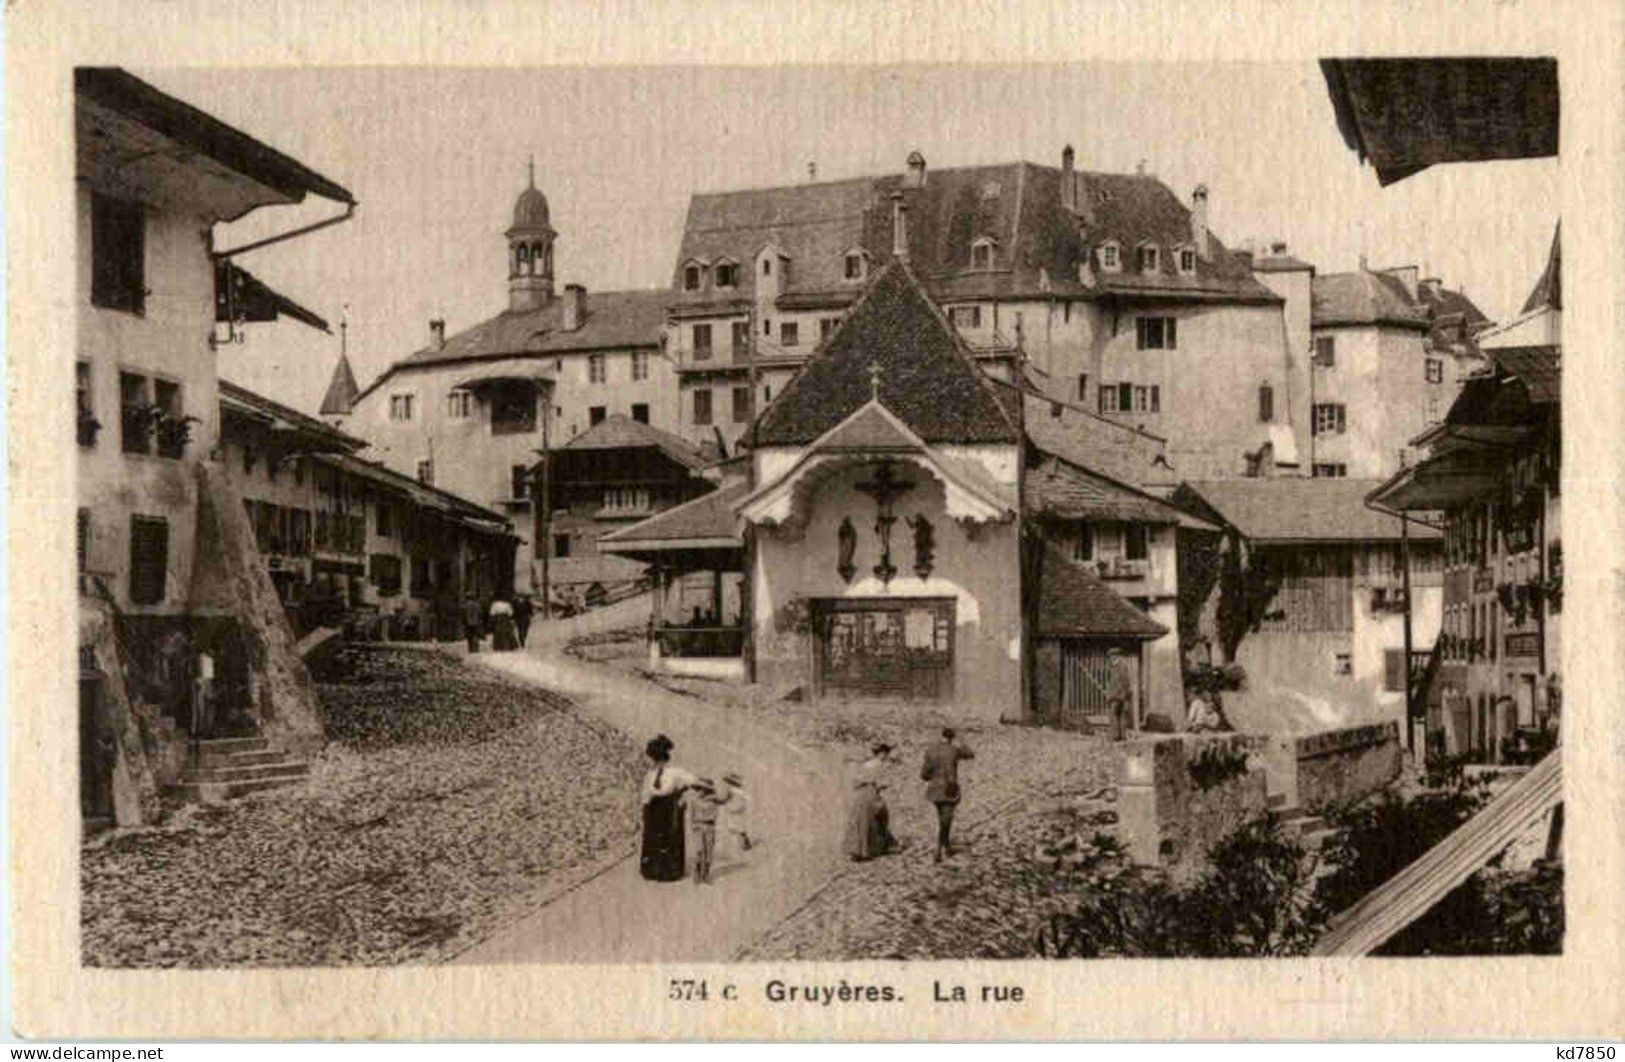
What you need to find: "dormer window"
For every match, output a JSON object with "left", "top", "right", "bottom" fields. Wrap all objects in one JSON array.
[
  {"left": 715, "top": 260, "right": 738, "bottom": 288},
  {"left": 843, "top": 250, "right": 869, "bottom": 282},
  {"left": 1137, "top": 244, "right": 1160, "bottom": 272},
  {"left": 1178, "top": 246, "right": 1197, "bottom": 275},
  {"left": 683, "top": 262, "right": 704, "bottom": 291},
  {"left": 971, "top": 237, "right": 997, "bottom": 271},
  {"left": 1098, "top": 242, "right": 1121, "bottom": 272}
]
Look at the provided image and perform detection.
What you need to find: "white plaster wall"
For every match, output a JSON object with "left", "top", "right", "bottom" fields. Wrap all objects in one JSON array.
[{"left": 77, "top": 188, "right": 217, "bottom": 613}]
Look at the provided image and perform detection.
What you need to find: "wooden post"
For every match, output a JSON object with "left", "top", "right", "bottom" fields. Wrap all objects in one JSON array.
[{"left": 539, "top": 391, "right": 552, "bottom": 619}]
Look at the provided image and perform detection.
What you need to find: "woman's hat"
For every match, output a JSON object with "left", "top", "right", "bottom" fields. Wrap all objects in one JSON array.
[
  {"left": 941, "top": 727, "right": 956, "bottom": 740},
  {"left": 723, "top": 772, "right": 743, "bottom": 787},
  {"left": 645, "top": 733, "right": 674, "bottom": 757}
]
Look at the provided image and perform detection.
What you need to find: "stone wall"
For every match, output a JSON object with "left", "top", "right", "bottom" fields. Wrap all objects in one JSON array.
[
  {"left": 1115, "top": 732, "right": 1269, "bottom": 881},
  {"left": 189, "top": 463, "right": 325, "bottom": 754},
  {"left": 1259, "top": 720, "right": 1402, "bottom": 812}
]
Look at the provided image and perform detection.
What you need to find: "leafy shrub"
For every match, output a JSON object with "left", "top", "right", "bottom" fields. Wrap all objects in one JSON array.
[
  {"left": 1187, "top": 742, "right": 1250, "bottom": 791},
  {"left": 1036, "top": 816, "right": 1325, "bottom": 958}
]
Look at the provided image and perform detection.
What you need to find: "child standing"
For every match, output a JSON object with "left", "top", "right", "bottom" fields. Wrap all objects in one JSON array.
[
  {"left": 687, "top": 778, "right": 722, "bottom": 884},
  {"left": 718, "top": 772, "right": 753, "bottom": 854}
]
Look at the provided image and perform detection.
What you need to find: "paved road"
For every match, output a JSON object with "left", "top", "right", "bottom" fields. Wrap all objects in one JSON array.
[{"left": 451, "top": 645, "right": 850, "bottom": 965}]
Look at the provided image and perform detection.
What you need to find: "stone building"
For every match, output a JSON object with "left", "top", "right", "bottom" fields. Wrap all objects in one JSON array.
[
  {"left": 1369, "top": 227, "right": 1562, "bottom": 762},
  {"left": 1173, "top": 478, "right": 1443, "bottom": 734},
  {"left": 74, "top": 68, "right": 353, "bottom": 825},
  {"left": 663, "top": 149, "right": 1299, "bottom": 479},
  {"left": 219, "top": 381, "right": 518, "bottom": 639},
  {"left": 1251, "top": 243, "right": 1491, "bottom": 479},
  {"left": 606, "top": 256, "right": 1200, "bottom": 723},
  {"left": 340, "top": 172, "right": 673, "bottom": 583}
]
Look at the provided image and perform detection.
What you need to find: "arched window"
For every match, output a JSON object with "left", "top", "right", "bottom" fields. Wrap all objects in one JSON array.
[
  {"left": 516, "top": 244, "right": 530, "bottom": 275},
  {"left": 532, "top": 243, "right": 546, "bottom": 275},
  {"left": 1258, "top": 382, "right": 1274, "bottom": 423}
]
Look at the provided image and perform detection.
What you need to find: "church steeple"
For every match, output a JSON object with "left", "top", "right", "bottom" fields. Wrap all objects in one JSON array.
[
  {"left": 319, "top": 319, "right": 360, "bottom": 419},
  {"left": 506, "top": 158, "right": 556, "bottom": 312}
]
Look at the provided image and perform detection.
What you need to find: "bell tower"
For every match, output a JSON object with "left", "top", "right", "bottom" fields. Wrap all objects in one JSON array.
[{"left": 506, "top": 158, "right": 556, "bottom": 312}]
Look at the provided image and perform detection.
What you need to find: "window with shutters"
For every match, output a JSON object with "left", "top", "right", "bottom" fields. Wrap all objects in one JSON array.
[
  {"left": 1312, "top": 403, "right": 1347, "bottom": 436},
  {"left": 1258, "top": 382, "right": 1275, "bottom": 423},
  {"left": 128, "top": 516, "right": 168, "bottom": 605},
  {"left": 1098, "top": 243, "right": 1120, "bottom": 272},
  {"left": 692, "top": 324, "right": 712, "bottom": 360},
  {"left": 389, "top": 394, "right": 415, "bottom": 421},
  {"left": 693, "top": 388, "right": 713, "bottom": 425},
  {"left": 1125, "top": 524, "right": 1149, "bottom": 561},
  {"left": 446, "top": 390, "right": 472, "bottom": 419},
  {"left": 1136, "top": 316, "right": 1176, "bottom": 350},
  {"left": 1132, "top": 385, "right": 1160, "bottom": 413},
  {"left": 1073, "top": 521, "right": 1094, "bottom": 562},
  {"left": 1099, "top": 384, "right": 1118, "bottom": 413},
  {"left": 588, "top": 354, "right": 607, "bottom": 384},
  {"left": 1314, "top": 335, "right": 1336, "bottom": 367},
  {"left": 732, "top": 386, "right": 752, "bottom": 423},
  {"left": 780, "top": 321, "right": 799, "bottom": 347},
  {"left": 631, "top": 351, "right": 649, "bottom": 380},
  {"left": 91, "top": 194, "right": 145, "bottom": 314}
]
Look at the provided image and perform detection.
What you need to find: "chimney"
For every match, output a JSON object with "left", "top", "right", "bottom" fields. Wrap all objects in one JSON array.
[
  {"left": 1420, "top": 276, "right": 1443, "bottom": 299},
  {"left": 905, "top": 150, "right": 926, "bottom": 188},
  {"left": 562, "top": 284, "right": 586, "bottom": 331},
  {"left": 1061, "top": 144, "right": 1077, "bottom": 212},
  {"left": 429, "top": 318, "right": 446, "bottom": 350},
  {"left": 1383, "top": 265, "right": 1419, "bottom": 300},
  {"left": 1191, "top": 184, "right": 1209, "bottom": 259},
  {"left": 1271, "top": 241, "right": 1288, "bottom": 256},
  {"left": 891, "top": 191, "right": 909, "bottom": 262}
]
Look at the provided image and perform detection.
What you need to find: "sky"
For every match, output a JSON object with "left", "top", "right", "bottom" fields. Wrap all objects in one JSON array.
[{"left": 146, "top": 63, "right": 1561, "bottom": 415}]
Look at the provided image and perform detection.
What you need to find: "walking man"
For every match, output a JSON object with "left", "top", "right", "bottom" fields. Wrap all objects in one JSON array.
[
  {"left": 921, "top": 727, "right": 974, "bottom": 863},
  {"left": 1106, "top": 647, "right": 1137, "bottom": 741}
]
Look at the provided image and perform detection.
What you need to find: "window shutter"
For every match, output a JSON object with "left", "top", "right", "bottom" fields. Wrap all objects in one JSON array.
[
  {"left": 1166, "top": 317, "right": 1177, "bottom": 349},
  {"left": 1077, "top": 373, "right": 1088, "bottom": 401},
  {"left": 1383, "top": 648, "right": 1405, "bottom": 692},
  {"left": 1135, "top": 318, "right": 1147, "bottom": 350},
  {"left": 1119, "top": 383, "right": 1133, "bottom": 412},
  {"left": 1150, "top": 385, "right": 1160, "bottom": 413},
  {"left": 128, "top": 516, "right": 168, "bottom": 605},
  {"left": 1259, "top": 384, "right": 1274, "bottom": 423},
  {"left": 1098, "top": 386, "right": 1109, "bottom": 414}
]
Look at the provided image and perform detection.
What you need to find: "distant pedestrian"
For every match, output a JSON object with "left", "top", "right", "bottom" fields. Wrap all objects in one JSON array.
[
  {"left": 920, "top": 728, "right": 974, "bottom": 863},
  {"left": 718, "top": 772, "right": 753, "bottom": 854},
  {"left": 639, "top": 734, "right": 697, "bottom": 882},
  {"left": 687, "top": 778, "right": 723, "bottom": 884},
  {"left": 1106, "top": 647, "right": 1137, "bottom": 741},
  {"left": 489, "top": 596, "right": 518, "bottom": 651},
  {"left": 844, "top": 743, "right": 896, "bottom": 861},
  {"left": 462, "top": 593, "right": 483, "bottom": 653},
  {"left": 513, "top": 594, "right": 534, "bottom": 647}
]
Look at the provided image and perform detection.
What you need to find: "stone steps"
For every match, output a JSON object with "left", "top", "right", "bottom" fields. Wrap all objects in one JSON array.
[{"left": 169, "top": 737, "right": 310, "bottom": 805}]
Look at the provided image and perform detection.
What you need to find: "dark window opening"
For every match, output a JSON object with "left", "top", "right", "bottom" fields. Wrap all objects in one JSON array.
[
  {"left": 732, "top": 386, "right": 752, "bottom": 423},
  {"left": 554, "top": 534, "right": 571, "bottom": 559},
  {"left": 693, "top": 388, "right": 713, "bottom": 425},
  {"left": 1258, "top": 383, "right": 1274, "bottom": 423},
  {"left": 781, "top": 322, "right": 799, "bottom": 347},
  {"left": 1125, "top": 524, "right": 1149, "bottom": 561},
  {"left": 631, "top": 402, "right": 649, "bottom": 424},
  {"left": 589, "top": 406, "right": 607, "bottom": 426},
  {"left": 91, "top": 194, "right": 145, "bottom": 314},
  {"left": 512, "top": 464, "right": 531, "bottom": 501},
  {"left": 128, "top": 516, "right": 168, "bottom": 606}
]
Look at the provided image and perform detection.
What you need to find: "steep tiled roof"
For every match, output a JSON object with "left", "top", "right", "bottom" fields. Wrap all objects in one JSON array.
[
  {"left": 560, "top": 414, "right": 711, "bottom": 470},
  {"left": 670, "top": 159, "right": 1279, "bottom": 310},
  {"left": 600, "top": 482, "right": 747, "bottom": 550},
  {"left": 1491, "top": 346, "right": 1561, "bottom": 404},
  {"left": 357, "top": 288, "right": 667, "bottom": 402},
  {"left": 1179, "top": 478, "right": 1441, "bottom": 542},
  {"left": 1521, "top": 224, "right": 1561, "bottom": 314},
  {"left": 318, "top": 353, "right": 360, "bottom": 416},
  {"left": 1018, "top": 389, "right": 1168, "bottom": 488},
  {"left": 219, "top": 378, "right": 366, "bottom": 451},
  {"left": 1026, "top": 453, "right": 1212, "bottom": 528},
  {"left": 1312, "top": 270, "right": 1430, "bottom": 330},
  {"left": 751, "top": 260, "right": 1020, "bottom": 446},
  {"left": 1035, "top": 542, "right": 1167, "bottom": 640}
]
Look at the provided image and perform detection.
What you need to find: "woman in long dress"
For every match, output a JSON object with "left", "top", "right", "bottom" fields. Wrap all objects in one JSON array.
[
  {"left": 844, "top": 742, "right": 897, "bottom": 861},
  {"left": 639, "top": 734, "right": 697, "bottom": 881}
]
